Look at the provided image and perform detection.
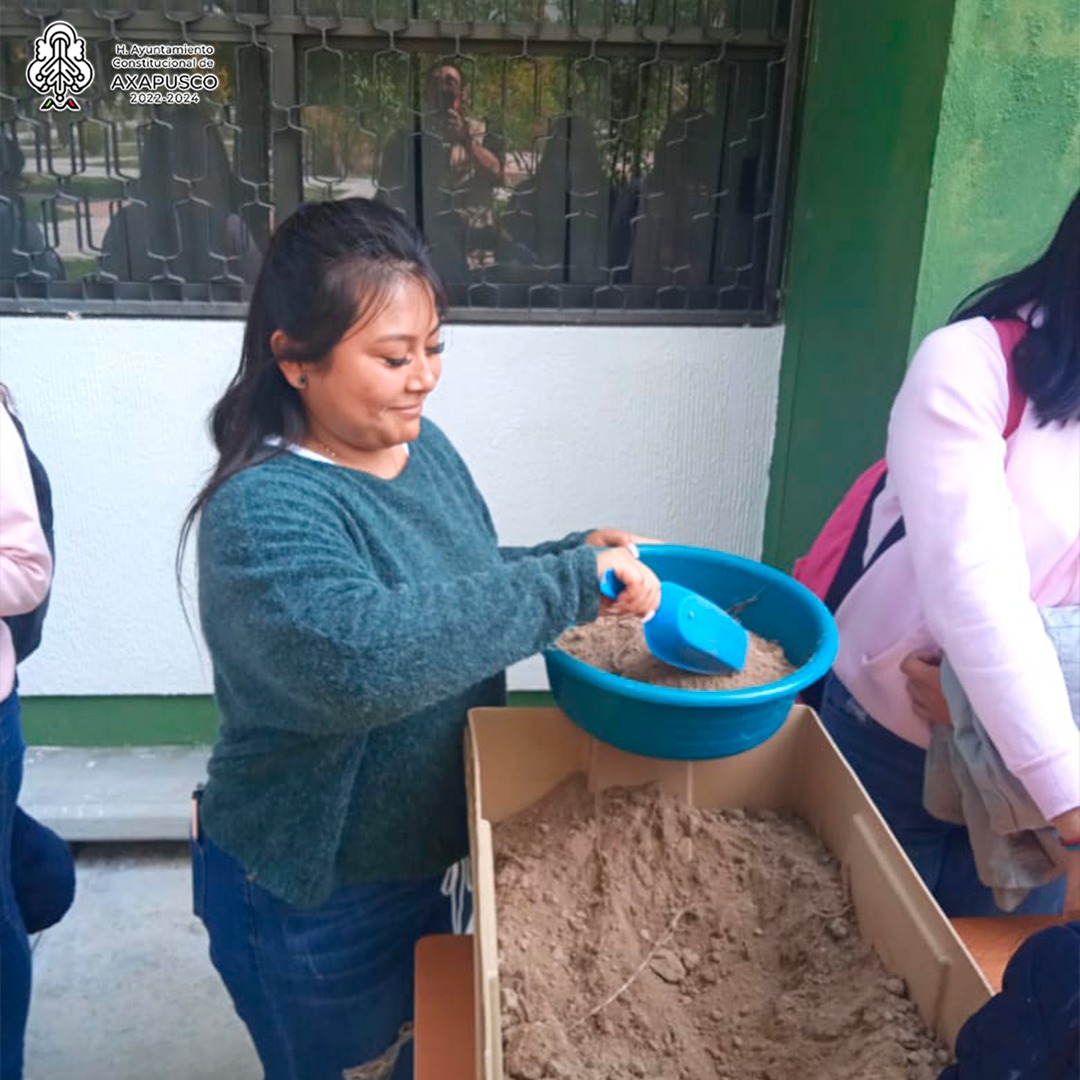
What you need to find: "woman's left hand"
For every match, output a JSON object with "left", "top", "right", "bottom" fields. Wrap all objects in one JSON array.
[
  {"left": 585, "top": 529, "right": 663, "bottom": 555},
  {"left": 1051, "top": 808, "right": 1080, "bottom": 915},
  {"left": 900, "top": 649, "right": 951, "bottom": 726}
]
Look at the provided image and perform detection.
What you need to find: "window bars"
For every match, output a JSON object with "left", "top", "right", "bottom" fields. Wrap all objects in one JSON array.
[{"left": 0, "top": 0, "right": 803, "bottom": 322}]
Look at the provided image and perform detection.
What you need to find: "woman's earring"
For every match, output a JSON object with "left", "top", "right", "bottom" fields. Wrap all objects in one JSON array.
[{"left": 297, "top": 374, "right": 308, "bottom": 388}]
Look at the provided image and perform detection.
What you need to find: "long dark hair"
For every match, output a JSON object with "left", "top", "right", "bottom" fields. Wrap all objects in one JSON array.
[
  {"left": 136, "top": 110, "right": 238, "bottom": 281},
  {"left": 177, "top": 197, "right": 444, "bottom": 578},
  {"left": 950, "top": 190, "right": 1079, "bottom": 425}
]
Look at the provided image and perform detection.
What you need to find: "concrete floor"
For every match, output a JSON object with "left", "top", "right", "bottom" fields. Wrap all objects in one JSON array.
[
  {"left": 21, "top": 746, "right": 211, "bottom": 842},
  {"left": 24, "top": 842, "right": 261, "bottom": 1080}
]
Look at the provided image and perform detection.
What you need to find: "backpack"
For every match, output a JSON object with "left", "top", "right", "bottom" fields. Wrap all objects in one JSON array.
[
  {"left": 793, "top": 318, "right": 1027, "bottom": 711},
  {"left": 3, "top": 409, "right": 55, "bottom": 663}
]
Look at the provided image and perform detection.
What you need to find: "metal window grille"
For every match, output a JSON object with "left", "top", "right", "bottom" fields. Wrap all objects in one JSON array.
[{"left": 0, "top": 0, "right": 803, "bottom": 323}]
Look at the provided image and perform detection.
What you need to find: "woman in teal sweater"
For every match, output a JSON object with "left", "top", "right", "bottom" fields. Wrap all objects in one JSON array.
[{"left": 182, "top": 197, "right": 659, "bottom": 1080}]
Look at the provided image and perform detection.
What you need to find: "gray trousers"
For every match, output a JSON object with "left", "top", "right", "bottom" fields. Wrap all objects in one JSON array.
[{"left": 924, "top": 606, "right": 1080, "bottom": 912}]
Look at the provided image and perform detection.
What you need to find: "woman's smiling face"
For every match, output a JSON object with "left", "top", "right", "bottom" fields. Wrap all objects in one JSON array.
[{"left": 278, "top": 272, "right": 444, "bottom": 460}]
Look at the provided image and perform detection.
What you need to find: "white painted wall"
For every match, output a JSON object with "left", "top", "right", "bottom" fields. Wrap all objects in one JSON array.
[{"left": 1, "top": 317, "right": 784, "bottom": 695}]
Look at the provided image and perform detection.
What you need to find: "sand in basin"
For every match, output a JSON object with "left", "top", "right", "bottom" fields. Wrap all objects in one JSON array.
[{"left": 557, "top": 616, "right": 794, "bottom": 690}]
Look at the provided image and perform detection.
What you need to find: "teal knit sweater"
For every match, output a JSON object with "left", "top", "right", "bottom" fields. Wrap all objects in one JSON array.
[{"left": 197, "top": 420, "right": 599, "bottom": 908}]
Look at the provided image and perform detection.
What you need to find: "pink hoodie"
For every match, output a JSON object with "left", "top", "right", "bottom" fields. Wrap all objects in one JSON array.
[
  {"left": 0, "top": 404, "right": 52, "bottom": 701},
  {"left": 833, "top": 317, "right": 1080, "bottom": 821}
]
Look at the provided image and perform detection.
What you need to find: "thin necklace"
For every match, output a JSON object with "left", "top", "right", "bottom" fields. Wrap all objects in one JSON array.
[
  {"left": 311, "top": 438, "right": 339, "bottom": 461},
  {"left": 309, "top": 438, "right": 407, "bottom": 473}
]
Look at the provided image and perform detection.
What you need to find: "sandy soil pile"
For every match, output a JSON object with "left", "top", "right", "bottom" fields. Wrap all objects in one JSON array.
[
  {"left": 494, "top": 777, "right": 948, "bottom": 1080},
  {"left": 556, "top": 617, "right": 794, "bottom": 690}
]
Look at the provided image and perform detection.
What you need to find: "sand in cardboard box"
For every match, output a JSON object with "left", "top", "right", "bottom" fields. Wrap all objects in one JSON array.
[{"left": 494, "top": 777, "right": 948, "bottom": 1080}]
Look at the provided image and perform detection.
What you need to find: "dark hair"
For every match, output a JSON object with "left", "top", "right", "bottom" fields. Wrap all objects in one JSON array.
[
  {"left": 138, "top": 110, "right": 238, "bottom": 240},
  {"left": 177, "top": 197, "right": 444, "bottom": 577},
  {"left": 950, "top": 190, "right": 1079, "bottom": 425},
  {"left": 0, "top": 133, "right": 25, "bottom": 197},
  {"left": 0, "top": 134, "right": 23, "bottom": 175},
  {"left": 427, "top": 60, "right": 464, "bottom": 83}
]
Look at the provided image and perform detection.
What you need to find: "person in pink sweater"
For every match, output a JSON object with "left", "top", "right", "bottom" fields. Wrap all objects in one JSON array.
[
  {"left": 819, "top": 192, "right": 1080, "bottom": 918},
  {"left": 1, "top": 387, "right": 55, "bottom": 1080}
]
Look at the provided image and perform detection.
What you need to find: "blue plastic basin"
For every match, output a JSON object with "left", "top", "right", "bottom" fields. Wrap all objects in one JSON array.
[{"left": 543, "top": 545, "right": 839, "bottom": 760}]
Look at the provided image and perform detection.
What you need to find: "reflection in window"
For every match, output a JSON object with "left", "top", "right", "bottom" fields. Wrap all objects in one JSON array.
[
  {"left": 0, "top": 31, "right": 270, "bottom": 302},
  {"left": 98, "top": 108, "right": 261, "bottom": 288},
  {"left": 0, "top": 0, "right": 797, "bottom": 318},
  {"left": 301, "top": 48, "right": 784, "bottom": 312}
]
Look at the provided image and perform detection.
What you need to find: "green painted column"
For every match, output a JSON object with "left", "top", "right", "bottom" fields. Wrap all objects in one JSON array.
[
  {"left": 763, "top": 0, "right": 956, "bottom": 573},
  {"left": 766, "top": 0, "right": 1078, "bottom": 575},
  {"left": 909, "top": 0, "right": 1080, "bottom": 348}
]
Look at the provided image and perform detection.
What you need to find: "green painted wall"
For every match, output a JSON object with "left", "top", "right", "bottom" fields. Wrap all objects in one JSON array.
[
  {"left": 21, "top": 697, "right": 219, "bottom": 747},
  {"left": 19, "top": 691, "right": 556, "bottom": 746},
  {"left": 909, "top": 0, "right": 1080, "bottom": 349},
  {"left": 763, "top": 0, "right": 956, "bottom": 573}
]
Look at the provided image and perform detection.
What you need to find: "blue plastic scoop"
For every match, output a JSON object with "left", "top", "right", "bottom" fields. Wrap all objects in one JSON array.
[{"left": 600, "top": 569, "right": 748, "bottom": 674}]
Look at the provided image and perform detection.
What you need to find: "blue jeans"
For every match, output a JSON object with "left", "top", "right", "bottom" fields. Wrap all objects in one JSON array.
[
  {"left": 192, "top": 824, "right": 470, "bottom": 1080},
  {"left": 819, "top": 674, "right": 1066, "bottom": 918},
  {"left": 0, "top": 690, "right": 30, "bottom": 1080}
]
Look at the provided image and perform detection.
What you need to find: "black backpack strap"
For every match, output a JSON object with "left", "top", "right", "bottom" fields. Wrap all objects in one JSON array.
[
  {"left": 6, "top": 410, "right": 54, "bottom": 558},
  {"left": 805, "top": 470, "right": 903, "bottom": 714},
  {"left": 823, "top": 469, "right": 901, "bottom": 615},
  {"left": 867, "top": 516, "right": 906, "bottom": 572},
  {"left": 2, "top": 407, "right": 54, "bottom": 662}
]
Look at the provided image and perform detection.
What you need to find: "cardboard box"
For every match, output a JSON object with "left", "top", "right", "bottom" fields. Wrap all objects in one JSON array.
[{"left": 466, "top": 705, "right": 993, "bottom": 1080}]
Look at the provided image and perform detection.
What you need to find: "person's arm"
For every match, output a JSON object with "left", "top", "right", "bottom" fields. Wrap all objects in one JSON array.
[
  {"left": 443, "top": 111, "right": 505, "bottom": 185},
  {"left": 462, "top": 473, "right": 590, "bottom": 561},
  {"left": 497, "top": 523, "right": 660, "bottom": 565},
  {"left": 198, "top": 473, "right": 602, "bottom": 737},
  {"left": 888, "top": 322, "right": 1080, "bottom": 822},
  {"left": 903, "top": 645, "right": 1080, "bottom": 904},
  {"left": 439, "top": 427, "right": 659, "bottom": 604},
  {"left": 468, "top": 136, "right": 504, "bottom": 186},
  {"left": 0, "top": 407, "right": 51, "bottom": 617},
  {"left": 499, "top": 531, "right": 593, "bottom": 561},
  {"left": 500, "top": 530, "right": 659, "bottom": 560}
]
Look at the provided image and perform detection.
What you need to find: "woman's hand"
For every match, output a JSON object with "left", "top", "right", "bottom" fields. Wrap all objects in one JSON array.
[
  {"left": 595, "top": 547, "right": 661, "bottom": 620},
  {"left": 586, "top": 529, "right": 662, "bottom": 617},
  {"left": 439, "top": 107, "right": 467, "bottom": 142},
  {"left": 900, "top": 649, "right": 951, "bottom": 726},
  {"left": 1051, "top": 807, "right": 1080, "bottom": 914},
  {"left": 1063, "top": 854, "right": 1080, "bottom": 915},
  {"left": 585, "top": 528, "right": 663, "bottom": 555}
]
